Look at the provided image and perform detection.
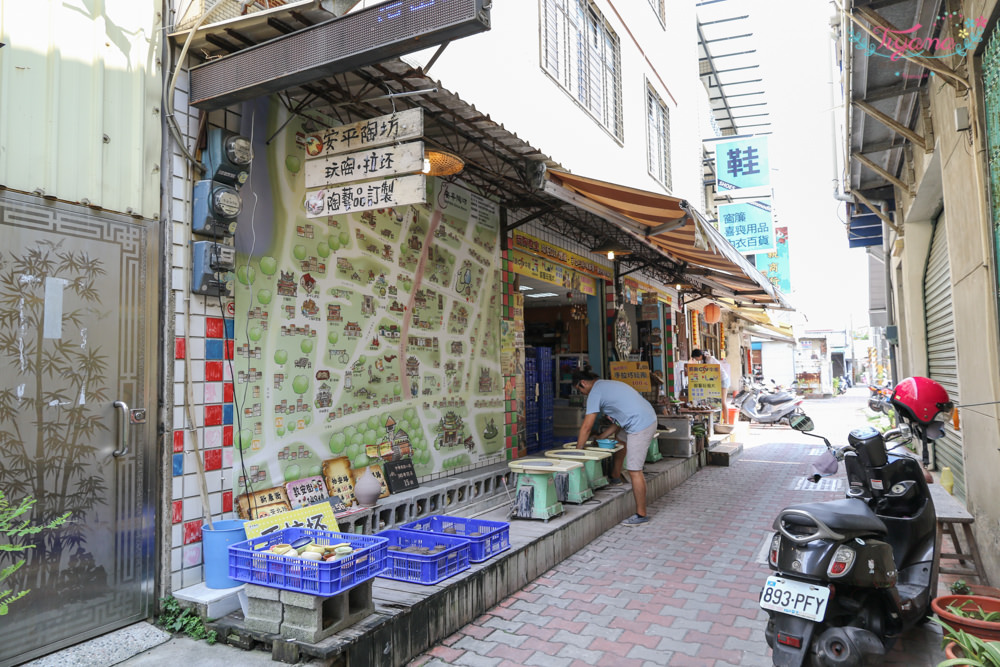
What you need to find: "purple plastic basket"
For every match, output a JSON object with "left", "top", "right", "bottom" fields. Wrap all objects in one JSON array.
[
  {"left": 376, "top": 529, "right": 471, "bottom": 585},
  {"left": 398, "top": 515, "right": 510, "bottom": 563},
  {"left": 227, "top": 527, "right": 388, "bottom": 596}
]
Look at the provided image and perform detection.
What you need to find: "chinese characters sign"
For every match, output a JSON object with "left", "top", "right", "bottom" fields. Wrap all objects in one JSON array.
[
  {"left": 305, "top": 141, "right": 424, "bottom": 188},
  {"left": 687, "top": 363, "right": 722, "bottom": 401},
  {"left": 304, "top": 174, "right": 427, "bottom": 218},
  {"left": 243, "top": 503, "right": 339, "bottom": 539},
  {"left": 304, "top": 108, "right": 423, "bottom": 158},
  {"left": 718, "top": 201, "right": 775, "bottom": 254},
  {"left": 755, "top": 226, "right": 791, "bottom": 294},
  {"left": 714, "top": 136, "right": 770, "bottom": 191},
  {"left": 609, "top": 361, "right": 651, "bottom": 392}
]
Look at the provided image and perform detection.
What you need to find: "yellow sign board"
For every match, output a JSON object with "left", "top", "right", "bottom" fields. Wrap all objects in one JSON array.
[
  {"left": 244, "top": 503, "right": 339, "bottom": 539},
  {"left": 687, "top": 363, "right": 722, "bottom": 401},
  {"left": 609, "top": 361, "right": 652, "bottom": 392},
  {"left": 511, "top": 230, "right": 613, "bottom": 280}
]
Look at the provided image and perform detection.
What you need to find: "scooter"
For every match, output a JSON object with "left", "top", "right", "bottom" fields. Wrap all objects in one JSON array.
[
  {"left": 760, "top": 378, "right": 951, "bottom": 666},
  {"left": 733, "top": 383, "right": 805, "bottom": 425}
]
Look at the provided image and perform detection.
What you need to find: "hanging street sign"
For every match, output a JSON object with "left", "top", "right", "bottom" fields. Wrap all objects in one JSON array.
[
  {"left": 303, "top": 108, "right": 423, "bottom": 158},
  {"left": 303, "top": 174, "right": 426, "bottom": 218},
  {"left": 755, "top": 226, "right": 791, "bottom": 294},
  {"left": 714, "top": 135, "right": 770, "bottom": 191},
  {"left": 305, "top": 140, "right": 424, "bottom": 188},
  {"left": 718, "top": 200, "right": 775, "bottom": 254}
]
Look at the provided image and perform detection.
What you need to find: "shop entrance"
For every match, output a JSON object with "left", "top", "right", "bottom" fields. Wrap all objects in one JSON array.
[{"left": 518, "top": 274, "right": 602, "bottom": 450}]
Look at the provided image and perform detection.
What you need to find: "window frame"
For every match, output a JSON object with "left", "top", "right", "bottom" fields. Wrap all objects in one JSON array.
[
  {"left": 647, "top": 0, "right": 665, "bottom": 29},
  {"left": 645, "top": 82, "right": 672, "bottom": 191},
  {"left": 540, "top": 0, "right": 624, "bottom": 141}
]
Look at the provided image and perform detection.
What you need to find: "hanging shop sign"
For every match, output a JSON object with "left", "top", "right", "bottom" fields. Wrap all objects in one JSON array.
[
  {"left": 641, "top": 293, "right": 660, "bottom": 321},
  {"left": 509, "top": 249, "right": 597, "bottom": 295},
  {"left": 509, "top": 293, "right": 524, "bottom": 325},
  {"left": 714, "top": 135, "right": 770, "bottom": 191},
  {"left": 304, "top": 108, "right": 423, "bottom": 158},
  {"left": 303, "top": 174, "right": 427, "bottom": 218},
  {"left": 755, "top": 226, "right": 791, "bottom": 294},
  {"left": 511, "top": 230, "right": 613, "bottom": 280},
  {"left": 305, "top": 140, "right": 424, "bottom": 188},
  {"left": 687, "top": 363, "right": 722, "bottom": 401},
  {"left": 609, "top": 361, "right": 651, "bottom": 392},
  {"left": 718, "top": 200, "right": 775, "bottom": 254}
]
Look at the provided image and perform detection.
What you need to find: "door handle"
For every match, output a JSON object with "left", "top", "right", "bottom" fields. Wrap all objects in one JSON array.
[{"left": 113, "top": 400, "right": 130, "bottom": 457}]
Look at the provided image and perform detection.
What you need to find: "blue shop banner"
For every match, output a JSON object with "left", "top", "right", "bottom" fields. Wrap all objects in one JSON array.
[
  {"left": 718, "top": 200, "right": 775, "bottom": 254},
  {"left": 755, "top": 226, "right": 791, "bottom": 294},
  {"left": 714, "top": 136, "right": 770, "bottom": 191}
]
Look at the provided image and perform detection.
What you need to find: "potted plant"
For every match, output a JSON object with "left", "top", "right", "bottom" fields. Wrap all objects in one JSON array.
[
  {"left": 932, "top": 595, "right": 1000, "bottom": 641},
  {"left": 952, "top": 580, "right": 1000, "bottom": 600},
  {"left": 930, "top": 617, "right": 1000, "bottom": 666}
]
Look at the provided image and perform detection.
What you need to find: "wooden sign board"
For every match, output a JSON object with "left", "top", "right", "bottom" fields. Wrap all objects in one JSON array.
[
  {"left": 609, "top": 361, "right": 652, "bottom": 392},
  {"left": 687, "top": 363, "right": 722, "bottom": 401},
  {"left": 237, "top": 486, "right": 291, "bottom": 520},
  {"left": 284, "top": 475, "right": 329, "bottom": 509},
  {"left": 384, "top": 458, "right": 419, "bottom": 494},
  {"left": 305, "top": 140, "right": 424, "bottom": 188},
  {"left": 321, "top": 456, "right": 357, "bottom": 506},
  {"left": 304, "top": 108, "right": 423, "bottom": 158},
  {"left": 304, "top": 174, "right": 426, "bottom": 218},
  {"left": 243, "top": 503, "right": 339, "bottom": 539}
]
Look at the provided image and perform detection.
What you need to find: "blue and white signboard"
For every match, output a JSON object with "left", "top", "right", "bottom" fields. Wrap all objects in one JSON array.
[
  {"left": 715, "top": 136, "right": 770, "bottom": 191},
  {"left": 719, "top": 201, "right": 775, "bottom": 254}
]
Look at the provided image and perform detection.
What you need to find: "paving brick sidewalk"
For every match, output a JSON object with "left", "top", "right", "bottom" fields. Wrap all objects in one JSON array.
[{"left": 408, "top": 393, "right": 946, "bottom": 667}]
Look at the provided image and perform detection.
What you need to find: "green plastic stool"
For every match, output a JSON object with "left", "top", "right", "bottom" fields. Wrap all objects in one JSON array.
[
  {"left": 508, "top": 458, "right": 583, "bottom": 520},
  {"left": 645, "top": 431, "right": 663, "bottom": 463},
  {"left": 543, "top": 448, "right": 612, "bottom": 489}
]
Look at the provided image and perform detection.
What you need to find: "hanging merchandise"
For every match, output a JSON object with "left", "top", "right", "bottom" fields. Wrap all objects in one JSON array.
[{"left": 614, "top": 306, "right": 631, "bottom": 360}]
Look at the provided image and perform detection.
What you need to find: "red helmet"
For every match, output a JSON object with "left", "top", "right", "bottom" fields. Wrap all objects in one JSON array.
[{"left": 891, "top": 376, "right": 953, "bottom": 425}]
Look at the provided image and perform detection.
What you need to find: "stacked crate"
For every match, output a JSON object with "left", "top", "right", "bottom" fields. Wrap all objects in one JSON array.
[
  {"left": 537, "top": 347, "right": 554, "bottom": 449},
  {"left": 523, "top": 353, "right": 540, "bottom": 452}
]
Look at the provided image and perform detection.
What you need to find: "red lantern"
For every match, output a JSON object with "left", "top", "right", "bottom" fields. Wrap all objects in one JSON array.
[{"left": 704, "top": 303, "right": 722, "bottom": 324}]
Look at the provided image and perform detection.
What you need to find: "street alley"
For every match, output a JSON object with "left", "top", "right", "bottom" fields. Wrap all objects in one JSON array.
[{"left": 408, "top": 389, "right": 946, "bottom": 667}]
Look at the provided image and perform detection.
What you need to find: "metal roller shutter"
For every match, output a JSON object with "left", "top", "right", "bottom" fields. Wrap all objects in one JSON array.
[{"left": 922, "top": 215, "right": 965, "bottom": 499}]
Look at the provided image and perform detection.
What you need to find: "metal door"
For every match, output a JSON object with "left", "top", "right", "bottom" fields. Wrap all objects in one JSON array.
[
  {"left": 922, "top": 212, "right": 965, "bottom": 500},
  {"left": 0, "top": 192, "right": 159, "bottom": 666}
]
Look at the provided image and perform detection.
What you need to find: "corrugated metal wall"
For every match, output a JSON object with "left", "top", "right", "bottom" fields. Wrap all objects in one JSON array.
[{"left": 0, "top": 0, "right": 162, "bottom": 219}]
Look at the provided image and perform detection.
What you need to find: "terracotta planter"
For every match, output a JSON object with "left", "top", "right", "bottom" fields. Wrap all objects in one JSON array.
[
  {"left": 931, "top": 595, "right": 1000, "bottom": 641},
  {"left": 944, "top": 642, "right": 969, "bottom": 665},
  {"left": 967, "top": 585, "right": 1000, "bottom": 599}
]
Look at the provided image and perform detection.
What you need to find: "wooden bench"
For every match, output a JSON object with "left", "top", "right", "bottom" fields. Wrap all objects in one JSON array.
[{"left": 930, "top": 483, "right": 991, "bottom": 586}]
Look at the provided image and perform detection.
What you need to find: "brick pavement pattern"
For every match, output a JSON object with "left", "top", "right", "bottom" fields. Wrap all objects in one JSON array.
[{"left": 408, "top": 392, "right": 946, "bottom": 666}]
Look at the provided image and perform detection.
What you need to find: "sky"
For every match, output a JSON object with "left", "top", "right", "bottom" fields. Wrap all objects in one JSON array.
[{"left": 740, "top": 0, "right": 872, "bottom": 332}]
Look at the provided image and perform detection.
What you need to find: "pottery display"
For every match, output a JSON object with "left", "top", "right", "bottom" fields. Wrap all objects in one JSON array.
[{"left": 354, "top": 467, "right": 382, "bottom": 507}]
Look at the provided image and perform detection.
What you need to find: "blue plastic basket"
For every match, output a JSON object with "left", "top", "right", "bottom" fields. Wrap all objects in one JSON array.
[
  {"left": 399, "top": 515, "right": 510, "bottom": 563},
  {"left": 375, "top": 529, "right": 471, "bottom": 585},
  {"left": 228, "top": 527, "right": 388, "bottom": 596}
]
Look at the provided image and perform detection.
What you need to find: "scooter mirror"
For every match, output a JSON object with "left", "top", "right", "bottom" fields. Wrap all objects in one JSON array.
[{"left": 789, "top": 414, "right": 815, "bottom": 432}]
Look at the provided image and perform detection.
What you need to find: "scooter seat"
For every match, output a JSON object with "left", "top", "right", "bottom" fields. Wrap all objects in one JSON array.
[
  {"left": 759, "top": 393, "right": 792, "bottom": 405},
  {"left": 779, "top": 498, "right": 887, "bottom": 536}
]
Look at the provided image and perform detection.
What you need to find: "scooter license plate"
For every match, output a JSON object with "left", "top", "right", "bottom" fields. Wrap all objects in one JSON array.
[{"left": 760, "top": 576, "right": 830, "bottom": 622}]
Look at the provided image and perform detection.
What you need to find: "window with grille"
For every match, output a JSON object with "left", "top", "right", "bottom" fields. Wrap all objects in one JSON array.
[
  {"left": 647, "top": 0, "right": 665, "bottom": 27},
  {"left": 646, "top": 85, "right": 672, "bottom": 189},
  {"left": 541, "top": 0, "right": 624, "bottom": 140}
]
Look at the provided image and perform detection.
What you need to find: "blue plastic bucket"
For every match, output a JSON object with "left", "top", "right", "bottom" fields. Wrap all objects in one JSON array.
[{"left": 202, "top": 519, "right": 247, "bottom": 589}]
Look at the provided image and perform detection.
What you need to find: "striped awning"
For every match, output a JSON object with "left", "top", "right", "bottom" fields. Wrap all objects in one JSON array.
[{"left": 543, "top": 169, "right": 792, "bottom": 309}]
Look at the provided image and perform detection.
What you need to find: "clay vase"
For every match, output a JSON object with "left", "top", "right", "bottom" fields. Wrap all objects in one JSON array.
[{"left": 354, "top": 468, "right": 382, "bottom": 507}]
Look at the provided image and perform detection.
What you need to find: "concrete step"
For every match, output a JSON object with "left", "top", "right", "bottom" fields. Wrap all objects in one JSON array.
[{"left": 707, "top": 442, "right": 743, "bottom": 467}]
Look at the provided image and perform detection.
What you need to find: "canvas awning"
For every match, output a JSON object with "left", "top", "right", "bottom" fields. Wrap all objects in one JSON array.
[{"left": 542, "top": 169, "right": 792, "bottom": 309}]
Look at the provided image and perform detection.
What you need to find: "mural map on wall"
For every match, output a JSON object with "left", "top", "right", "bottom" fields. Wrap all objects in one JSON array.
[{"left": 231, "top": 99, "right": 504, "bottom": 500}]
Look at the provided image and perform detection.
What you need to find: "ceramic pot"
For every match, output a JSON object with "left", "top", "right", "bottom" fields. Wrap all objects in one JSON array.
[
  {"left": 944, "top": 642, "right": 968, "bottom": 664},
  {"left": 931, "top": 595, "right": 1000, "bottom": 641},
  {"left": 354, "top": 467, "right": 382, "bottom": 507}
]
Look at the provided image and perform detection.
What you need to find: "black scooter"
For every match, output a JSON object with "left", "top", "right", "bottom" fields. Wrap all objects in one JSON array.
[{"left": 761, "top": 415, "right": 939, "bottom": 666}]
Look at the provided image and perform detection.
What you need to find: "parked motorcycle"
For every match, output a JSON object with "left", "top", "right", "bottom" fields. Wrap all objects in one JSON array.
[
  {"left": 761, "top": 376, "right": 953, "bottom": 666},
  {"left": 732, "top": 381, "right": 805, "bottom": 425}
]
